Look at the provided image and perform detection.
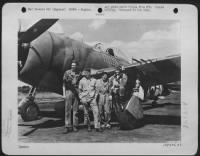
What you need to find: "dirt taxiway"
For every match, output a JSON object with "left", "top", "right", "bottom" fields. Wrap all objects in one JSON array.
[{"left": 18, "top": 90, "right": 181, "bottom": 143}]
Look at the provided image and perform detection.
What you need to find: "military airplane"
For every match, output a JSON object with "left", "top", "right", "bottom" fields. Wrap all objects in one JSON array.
[{"left": 18, "top": 19, "right": 180, "bottom": 129}]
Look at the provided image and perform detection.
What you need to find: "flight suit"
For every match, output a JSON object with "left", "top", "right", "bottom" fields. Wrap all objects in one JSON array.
[
  {"left": 110, "top": 73, "right": 128, "bottom": 111},
  {"left": 79, "top": 77, "right": 101, "bottom": 129},
  {"left": 63, "top": 69, "right": 81, "bottom": 129},
  {"left": 95, "top": 79, "right": 111, "bottom": 127}
]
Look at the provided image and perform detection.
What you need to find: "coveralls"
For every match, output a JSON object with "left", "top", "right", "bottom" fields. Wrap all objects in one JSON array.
[
  {"left": 110, "top": 73, "right": 128, "bottom": 111},
  {"left": 79, "top": 77, "right": 101, "bottom": 129},
  {"left": 63, "top": 69, "right": 80, "bottom": 129},
  {"left": 95, "top": 79, "right": 111, "bottom": 127}
]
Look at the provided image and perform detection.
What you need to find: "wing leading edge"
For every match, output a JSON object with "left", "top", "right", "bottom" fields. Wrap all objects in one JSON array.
[{"left": 93, "top": 54, "right": 181, "bottom": 86}]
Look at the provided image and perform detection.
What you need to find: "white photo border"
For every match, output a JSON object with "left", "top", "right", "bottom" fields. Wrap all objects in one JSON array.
[{"left": 2, "top": 3, "right": 198, "bottom": 155}]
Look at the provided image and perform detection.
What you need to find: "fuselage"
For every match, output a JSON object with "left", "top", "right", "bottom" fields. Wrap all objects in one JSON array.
[{"left": 19, "top": 31, "right": 130, "bottom": 93}]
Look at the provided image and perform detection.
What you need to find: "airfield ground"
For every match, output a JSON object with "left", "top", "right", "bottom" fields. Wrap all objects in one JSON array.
[{"left": 18, "top": 90, "right": 181, "bottom": 143}]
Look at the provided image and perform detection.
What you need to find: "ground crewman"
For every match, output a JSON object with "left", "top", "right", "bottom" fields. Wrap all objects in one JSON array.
[
  {"left": 96, "top": 72, "right": 111, "bottom": 129},
  {"left": 63, "top": 60, "right": 81, "bottom": 134},
  {"left": 110, "top": 66, "right": 128, "bottom": 111},
  {"left": 79, "top": 68, "right": 103, "bottom": 132}
]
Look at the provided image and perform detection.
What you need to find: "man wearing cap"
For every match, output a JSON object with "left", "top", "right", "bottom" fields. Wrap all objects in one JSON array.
[
  {"left": 79, "top": 68, "right": 103, "bottom": 132},
  {"left": 96, "top": 72, "right": 111, "bottom": 129},
  {"left": 63, "top": 60, "right": 81, "bottom": 134},
  {"left": 110, "top": 66, "right": 128, "bottom": 111}
]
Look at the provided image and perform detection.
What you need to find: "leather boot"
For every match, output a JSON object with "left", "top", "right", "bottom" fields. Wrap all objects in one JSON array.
[
  {"left": 63, "top": 127, "right": 69, "bottom": 134},
  {"left": 87, "top": 125, "right": 92, "bottom": 132},
  {"left": 87, "top": 119, "right": 92, "bottom": 132},
  {"left": 73, "top": 127, "right": 78, "bottom": 132},
  {"left": 83, "top": 115, "right": 88, "bottom": 125}
]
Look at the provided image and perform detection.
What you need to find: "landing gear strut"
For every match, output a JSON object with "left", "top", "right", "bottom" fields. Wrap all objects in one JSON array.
[{"left": 18, "top": 87, "right": 40, "bottom": 121}]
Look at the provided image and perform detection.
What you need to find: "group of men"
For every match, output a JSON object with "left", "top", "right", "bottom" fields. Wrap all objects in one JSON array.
[{"left": 62, "top": 60, "right": 142, "bottom": 134}]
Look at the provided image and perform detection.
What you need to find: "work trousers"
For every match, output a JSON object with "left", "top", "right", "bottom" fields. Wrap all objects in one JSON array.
[
  {"left": 112, "top": 92, "right": 123, "bottom": 112},
  {"left": 98, "top": 93, "right": 111, "bottom": 125},
  {"left": 65, "top": 90, "right": 79, "bottom": 128},
  {"left": 83, "top": 98, "right": 100, "bottom": 129}
]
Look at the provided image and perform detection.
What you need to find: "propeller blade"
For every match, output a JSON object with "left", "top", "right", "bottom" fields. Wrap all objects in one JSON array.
[{"left": 19, "top": 19, "right": 58, "bottom": 43}]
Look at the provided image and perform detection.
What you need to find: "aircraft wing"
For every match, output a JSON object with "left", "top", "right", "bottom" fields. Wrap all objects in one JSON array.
[{"left": 93, "top": 54, "right": 181, "bottom": 86}]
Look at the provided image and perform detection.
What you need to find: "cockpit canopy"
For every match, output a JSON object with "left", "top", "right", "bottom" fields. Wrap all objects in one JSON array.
[
  {"left": 92, "top": 42, "right": 128, "bottom": 61},
  {"left": 106, "top": 48, "right": 115, "bottom": 56}
]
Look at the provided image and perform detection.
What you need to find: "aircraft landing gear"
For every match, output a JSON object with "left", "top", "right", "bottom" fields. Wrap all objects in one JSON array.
[{"left": 18, "top": 87, "right": 40, "bottom": 121}]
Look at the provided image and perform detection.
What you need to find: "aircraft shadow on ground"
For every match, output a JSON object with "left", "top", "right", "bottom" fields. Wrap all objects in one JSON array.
[
  {"left": 166, "top": 84, "right": 181, "bottom": 91},
  {"left": 21, "top": 118, "right": 115, "bottom": 136},
  {"left": 20, "top": 102, "right": 180, "bottom": 136},
  {"left": 21, "top": 119, "right": 64, "bottom": 136},
  {"left": 142, "top": 102, "right": 180, "bottom": 125},
  {"left": 143, "top": 102, "right": 180, "bottom": 110},
  {"left": 143, "top": 115, "right": 180, "bottom": 125}
]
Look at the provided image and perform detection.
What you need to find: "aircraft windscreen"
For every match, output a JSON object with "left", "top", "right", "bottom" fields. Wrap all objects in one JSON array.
[
  {"left": 90, "top": 42, "right": 129, "bottom": 62},
  {"left": 112, "top": 47, "right": 129, "bottom": 61}
]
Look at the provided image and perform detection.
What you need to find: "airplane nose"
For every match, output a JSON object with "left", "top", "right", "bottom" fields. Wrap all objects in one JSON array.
[
  {"left": 18, "top": 42, "right": 30, "bottom": 72},
  {"left": 18, "top": 32, "right": 53, "bottom": 86},
  {"left": 18, "top": 19, "right": 58, "bottom": 73}
]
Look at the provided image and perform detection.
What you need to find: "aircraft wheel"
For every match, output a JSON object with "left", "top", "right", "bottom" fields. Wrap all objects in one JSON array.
[{"left": 21, "top": 102, "right": 40, "bottom": 121}]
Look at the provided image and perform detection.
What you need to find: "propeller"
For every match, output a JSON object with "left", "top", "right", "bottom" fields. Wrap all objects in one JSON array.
[
  {"left": 18, "top": 19, "right": 58, "bottom": 72},
  {"left": 18, "top": 19, "right": 58, "bottom": 43}
]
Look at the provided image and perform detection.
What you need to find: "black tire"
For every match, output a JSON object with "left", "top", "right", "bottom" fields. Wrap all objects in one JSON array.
[{"left": 21, "top": 102, "right": 40, "bottom": 121}]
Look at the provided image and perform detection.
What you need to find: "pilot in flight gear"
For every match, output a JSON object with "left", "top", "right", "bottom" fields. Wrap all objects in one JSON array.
[
  {"left": 79, "top": 68, "right": 103, "bottom": 132},
  {"left": 63, "top": 60, "right": 81, "bottom": 134},
  {"left": 110, "top": 66, "right": 128, "bottom": 111},
  {"left": 96, "top": 72, "right": 111, "bottom": 129}
]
